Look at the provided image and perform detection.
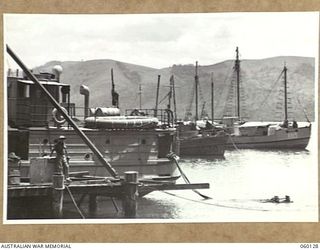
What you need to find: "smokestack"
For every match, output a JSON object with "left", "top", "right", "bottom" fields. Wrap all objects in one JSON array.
[{"left": 80, "top": 84, "right": 90, "bottom": 118}]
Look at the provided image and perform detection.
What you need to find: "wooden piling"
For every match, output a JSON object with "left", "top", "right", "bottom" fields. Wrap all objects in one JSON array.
[
  {"left": 52, "top": 174, "right": 65, "bottom": 218},
  {"left": 122, "top": 171, "right": 138, "bottom": 218}
]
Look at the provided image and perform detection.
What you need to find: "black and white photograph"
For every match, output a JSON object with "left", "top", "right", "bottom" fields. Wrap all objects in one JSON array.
[{"left": 3, "top": 12, "right": 318, "bottom": 223}]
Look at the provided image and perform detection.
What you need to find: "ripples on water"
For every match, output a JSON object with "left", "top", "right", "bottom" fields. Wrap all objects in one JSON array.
[
  {"left": 63, "top": 127, "right": 318, "bottom": 222},
  {"left": 135, "top": 127, "right": 318, "bottom": 222}
]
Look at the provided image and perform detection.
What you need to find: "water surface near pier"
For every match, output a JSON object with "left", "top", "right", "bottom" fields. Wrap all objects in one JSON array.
[{"left": 64, "top": 124, "right": 318, "bottom": 222}]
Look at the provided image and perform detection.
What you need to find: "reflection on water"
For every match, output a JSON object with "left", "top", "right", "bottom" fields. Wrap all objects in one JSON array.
[
  {"left": 62, "top": 127, "right": 317, "bottom": 222},
  {"left": 134, "top": 146, "right": 317, "bottom": 222}
]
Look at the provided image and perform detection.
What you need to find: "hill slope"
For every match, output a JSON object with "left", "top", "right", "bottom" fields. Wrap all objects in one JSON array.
[{"left": 37, "top": 56, "right": 315, "bottom": 122}]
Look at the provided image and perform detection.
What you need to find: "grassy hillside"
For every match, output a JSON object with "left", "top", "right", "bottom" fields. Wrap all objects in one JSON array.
[{"left": 37, "top": 56, "right": 315, "bottom": 122}]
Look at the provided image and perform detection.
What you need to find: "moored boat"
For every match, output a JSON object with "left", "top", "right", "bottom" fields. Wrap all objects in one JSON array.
[
  {"left": 178, "top": 121, "right": 227, "bottom": 156},
  {"left": 178, "top": 61, "right": 227, "bottom": 157},
  {"left": 223, "top": 47, "right": 311, "bottom": 150},
  {"left": 225, "top": 120, "right": 311, "bottom": 149},
  {"left": 7, "top": 65, "right": 180, "bottom": 182}
]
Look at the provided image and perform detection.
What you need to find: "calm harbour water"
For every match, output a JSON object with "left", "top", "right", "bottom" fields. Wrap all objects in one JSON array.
[{"left": 63, "top": 124, "right": 318, "bottom": 223}]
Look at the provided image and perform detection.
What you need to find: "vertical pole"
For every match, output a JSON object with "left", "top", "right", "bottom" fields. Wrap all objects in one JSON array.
[
  {"left": 67, "top": 88, "right": 71, "bottom": 130},
  {"left": 89, "top": 194, "right": 97, "bottom": 217},
  {"left": 155, "top": 75, "right": 161, "bottom": 117},
  {"left": 139, "top": 84, "right": 142, "bottom": 110},
  {"left": 172, "top": 75, "right": 177, "bottom": 122},
  {"left": 122, "top": 171, "right": 138, "bottom": 218},
  {"left": 195, "top": 61, "right": 199, "bottom": 121},
  {"left": 235, "top": 47, "right": 240, "bottom": 120},
  {"left": 284, "top": 65, "right": 288, "bottom": 121},
  {"left": 80, "top": 85, "right": 90, "bottom": 118},
  {"left": 211, "top": 73, "right": 214, "bottom": 124},
  {"left": 84, "top": 95, "right": 89, "bottom": 118},
  {"left": 52, "top": 174, "right": 65, "bottom": 218},
  {"left": 111, "top": 68, "right": 119, "bottom": 108},
  {"left": 167, "top": 75, "right": 173, "bottom": 110},
  {"left": 111, "top": 68, "right": 114, "bottom": 91}
]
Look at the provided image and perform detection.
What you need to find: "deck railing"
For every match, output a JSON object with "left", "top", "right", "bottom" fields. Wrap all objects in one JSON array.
[
  {"left": 9, "top": 100, "right": 175, "bottom": 128},
  {"left": 125, "top": 109, "right": 174, "bottom": 127}
]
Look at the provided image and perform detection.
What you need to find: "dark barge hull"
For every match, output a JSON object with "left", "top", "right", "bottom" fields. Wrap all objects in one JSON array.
[{"left": 179, "top": 135, "right": 227, "bottom": 156}]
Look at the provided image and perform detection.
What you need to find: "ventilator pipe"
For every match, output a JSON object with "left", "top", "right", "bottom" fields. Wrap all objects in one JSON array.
[
  {"left": 52, "top": 65, "right": 63, "bottom": 82},
  {"left": 80, "top": 85, "right": 90, "bottom": 118}
]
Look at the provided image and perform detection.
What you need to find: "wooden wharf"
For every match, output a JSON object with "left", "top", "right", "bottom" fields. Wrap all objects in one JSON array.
[{"left": 7, "top": 171, "right": 209, "bottom": 219}]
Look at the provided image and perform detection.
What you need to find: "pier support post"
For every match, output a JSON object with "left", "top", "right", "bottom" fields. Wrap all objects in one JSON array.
[
  {"left": 52, "top": 174, "right": 65, "bottom": 218},
  {"left": 122, "top": 171, "right": 138, "bottom": 218},
  {"left": 89, "top": 194, "right": 98, "bottom": 217}
]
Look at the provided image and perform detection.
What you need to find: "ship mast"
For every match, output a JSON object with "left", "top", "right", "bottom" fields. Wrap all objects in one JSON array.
[
  {"left": 195, "top": 61, "right": 199, "bottom": 121},
  {"left": 170, "top": 75, "right": 177, "bottom": 122},
  {"left": 155, "top": 75, "right": 161, "bottom": 117},
  {"left": 211, "top": 73, "right": 214, "bottom": 124},
  {"left": 283, "top": 65, "right": 288, "bottom": 121},
  {"left": 111, "top": 68, "right": 119, "bottom": 108},
  {"left": 235, "top": 47, "right": 241, "bottom": 120},
  {"left": 138, "top": 84, "right": 142, "bottom": 109}
]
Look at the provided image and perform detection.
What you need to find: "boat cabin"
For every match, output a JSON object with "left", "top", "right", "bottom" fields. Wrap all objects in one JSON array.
[{"left": 7, "top": 70, "right": 72, "bottom": 128}]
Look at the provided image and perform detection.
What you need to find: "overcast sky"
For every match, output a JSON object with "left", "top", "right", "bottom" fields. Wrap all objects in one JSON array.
[{"left": 4, "top": 12, "right": 319, "bottom": 69}]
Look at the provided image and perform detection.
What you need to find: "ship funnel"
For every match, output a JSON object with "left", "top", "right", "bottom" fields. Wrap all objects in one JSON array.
[
  {"left": 52, "top": 65, "right": 63, "bottom": 82},
  {"left": 80, "top": 84, "right": 90, "bottom": 118}
]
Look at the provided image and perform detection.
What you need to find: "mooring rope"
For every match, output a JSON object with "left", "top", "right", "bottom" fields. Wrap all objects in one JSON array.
[
  {"left": 162, "top": 191, "right": 269, "bottom": 212},
  {"left": 111, "top": 197, "right": 120, "bottom": 213},
  {"left": 65, "top": 185, "right": 86, "bottom": 219},
  {"left": 227, "top": 134, "right": 241, "bottom": 152},
  {"left": 97, "top": 194, "right": 121, "bottom": 213},
  {"left": 167, "top": 152, "right": 212, "bottom": 200}
]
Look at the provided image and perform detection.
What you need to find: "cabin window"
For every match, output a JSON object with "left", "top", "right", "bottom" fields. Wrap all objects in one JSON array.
[
  {"left": 141, "top": 139, "right": 146, "bottom": 145},
  {"left": 105, "top": 138, "right": 110, "bottom": 144}
]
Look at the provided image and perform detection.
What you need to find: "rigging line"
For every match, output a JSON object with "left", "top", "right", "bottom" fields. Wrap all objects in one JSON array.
[
  {"left": 296, "top": 96, "right": 311, "bottom": 123},
  {"left": 161, "top": 191, "right": 269, "bottom": 212},
  {"left": 256, "top": 70, "right": 284, "bottom": 112},
  {"left": 223, "top": 62, "right": 234, "bottom": 86},
  {"left": 185, "top": 82, "right": 195, "bottom": 119},
  {"left": 158, "top": 92, "right": 170, "bottom": 105},
  {"left": 198, "top": 84, "right": 208, "bottom": 117},
  {"left": 222, "top": 66, "right": 236, "bottom": 116},
  {"left": 227, "top": 134, "right": 241, "bottom": 153},
  {"left": 66, "top": 185, "right": 86, "bottom": 219}
]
